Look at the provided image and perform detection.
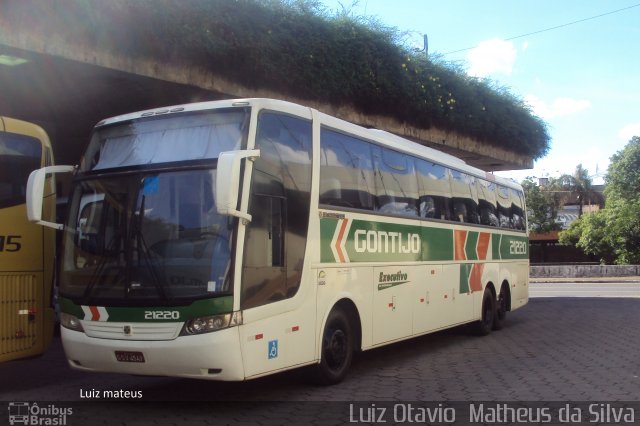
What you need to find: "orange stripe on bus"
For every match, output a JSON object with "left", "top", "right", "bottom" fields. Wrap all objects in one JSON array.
[
  {"left": 477, "top": 232, "right": 491, "bottom": 260},
  {"left": 89, "top": 306, "right": 100, "bottom": 321},
  {"left": 470, "top": 264, "right": 484, "bottom": 292},
  {"left": 454, "top": 230, "right": 467, "bottom": 260},
  {"left": 335, "top": 219, "right": 349, "bottom": 263}
]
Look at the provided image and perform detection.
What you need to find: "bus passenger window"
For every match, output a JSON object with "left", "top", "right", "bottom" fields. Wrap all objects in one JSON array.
[
  {"left": 373, "top": 146, "right": 419, "bottom": 217},
  {"left": 320, "top": 128, "right": 375, "bottom": 211},
  {"left": 497, "top": 185, "right": 512, "bottom": 228},
  {"left": 419, "top": 196, "right": 436, "bottom": 218},
  {"left": 415, "top": 160, "right": 451, "bottom": 220},
  {"left": 511, "top": 188, "right": 526, "bottom": 230},
  {"left": 478, "top": 179, "right": 498, "bottom": 226},
  {"left": 451, "top": 171, "right": 479, "bottom": 224},
  {"left": 453, "top": 201, "right": 467, "bottom": 222}
]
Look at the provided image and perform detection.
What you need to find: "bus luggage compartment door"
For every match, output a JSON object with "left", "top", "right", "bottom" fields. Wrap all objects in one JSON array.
[{"left": 372, "top": 266, "right": 416, "bottom": 344}]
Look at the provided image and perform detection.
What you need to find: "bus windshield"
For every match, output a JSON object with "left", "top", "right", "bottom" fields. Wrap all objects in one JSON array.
[
  {"left": 0, "top": 133, "right": 42, "bottom": 208},
  {"left": 61, "top": 169, "right": 234, "bottom": 305},
  {"left": 60, "top": 108, "right": 250, "bottom": 305}
]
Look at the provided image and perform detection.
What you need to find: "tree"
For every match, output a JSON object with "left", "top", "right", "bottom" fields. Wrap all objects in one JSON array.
[
  {"left": 606, "top": 136, "right": 640, "bottom": 200},
  {"left": 559, "top": 136, "right": 640, "bottom": 264},
  {"left": 521, "top": 177, "right": 562, "bottom": 233},
  {"left": 559, "top": 210, "right": 614, "bottom": 263},
  {"left": 603, "top": 136, "right": 640, "bottom": 263},
  {"left": 570, "top": 164, "right": 594, "bottom": 216},
  {"left": 557, "top": 164, "right": 600, "bottom": 216},
  {"left": 602, "top": 197, "right": 640, "bottom": 264}
]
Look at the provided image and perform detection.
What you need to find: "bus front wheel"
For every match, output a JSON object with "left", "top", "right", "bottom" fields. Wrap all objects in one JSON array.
[{"left": 313, "top": 308, "right": 354, "bottom": 385}]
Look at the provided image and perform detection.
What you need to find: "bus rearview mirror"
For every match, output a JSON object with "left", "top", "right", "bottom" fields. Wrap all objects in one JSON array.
[
  {"left": 215, "top": 150, "right": 260, "bottom": 222},
  {"left": 27, "top": 165, "right": 75, "bottom": 230}
]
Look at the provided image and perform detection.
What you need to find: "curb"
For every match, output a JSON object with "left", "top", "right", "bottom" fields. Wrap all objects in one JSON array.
[{"left": 530, "top": 277, "right": 640, "bottom": 283}]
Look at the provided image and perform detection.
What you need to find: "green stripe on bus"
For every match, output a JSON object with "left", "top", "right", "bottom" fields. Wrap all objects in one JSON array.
[
  {"left": 320, "top": 217, "right": 338, "bottom": 263},
  {"left": 60, "top": 296, "right": 233, "bottom": 322},
  {"left": 492, "top": 234, "right": 502, "bottom": 260},
  {"left": 465, "top": 231, "right": 479, "bottom": 261},
  {"left": 320, "top": 216, "right": 527, "bottom": 263},
  {"left": 422, "top": 227, "right": 454, "bottom": 261},
  {"left": 59, "top": 297, "right": 84, "bottom": 318},
  {"left": 498, "top": 234, "right": 529, "bottom": 259},
  {"left": 320, "top": 217, "right": 454, "bottom": 263},
  {"left": 459, "top": 263, "right": 472, "bottom": 294},
  {"left": 345, "top": 219, "right": 423, "bottom": 262}
]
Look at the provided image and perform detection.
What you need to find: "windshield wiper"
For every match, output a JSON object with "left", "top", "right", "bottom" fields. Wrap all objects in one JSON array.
[
  {"left": 82, "top": 229, "right": 121, "bottom": 302},
  {"left": 131, "top": 194, "right": 170, "bottom": 301}
]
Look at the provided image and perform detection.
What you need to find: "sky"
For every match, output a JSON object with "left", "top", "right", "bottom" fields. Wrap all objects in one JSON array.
[{"left": 319, "top": 0, "right": 640, "bottom": 184}]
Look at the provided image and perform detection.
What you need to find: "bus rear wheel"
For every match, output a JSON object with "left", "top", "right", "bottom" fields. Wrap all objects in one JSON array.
[
  {"left": 475, "top": 287, "right": 496, "bottom": 336},
  {"left": 493, "top": 287, "right": 508, "bottom": 330},
  {"left": 313, "top": 308, "right": 354, "bottom": 385}
]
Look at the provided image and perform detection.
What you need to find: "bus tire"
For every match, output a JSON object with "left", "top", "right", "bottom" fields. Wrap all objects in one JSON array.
[
  {"left": 313, "top": 308, "right": 354, "bottom": 385},
  {"left": 493, "top": 286, "right": 508, "bottom": 330},
  {"left": 475, "top": 287, "right": 496, "bottom": 336}
]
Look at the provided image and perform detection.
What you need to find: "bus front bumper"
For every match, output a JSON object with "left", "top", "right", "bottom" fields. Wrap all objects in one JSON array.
[{"left": 61, "top": 326, "right": 245, "bottom": 381}]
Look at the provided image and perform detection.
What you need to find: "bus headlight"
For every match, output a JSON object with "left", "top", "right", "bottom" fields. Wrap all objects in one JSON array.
[
  {"left": 180, "top": 311, "right": 242, "bottom": 336},
  {"left": 60, "top": 312, "right": 84, "bottom": 332}
]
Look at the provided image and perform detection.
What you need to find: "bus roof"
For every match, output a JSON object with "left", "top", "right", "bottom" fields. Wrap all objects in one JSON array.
[{"left": 94, "top": 98, "right": 522, "bottom": 191}]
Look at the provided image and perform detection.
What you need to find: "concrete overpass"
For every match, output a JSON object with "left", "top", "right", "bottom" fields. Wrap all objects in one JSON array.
[{"left": 0, "top": 15, "right": 534, "bottom": 171}]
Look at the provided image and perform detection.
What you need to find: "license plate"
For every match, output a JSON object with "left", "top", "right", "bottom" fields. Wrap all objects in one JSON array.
[{"left": 115, "top": 351, "right": 145, "bottom": 363}]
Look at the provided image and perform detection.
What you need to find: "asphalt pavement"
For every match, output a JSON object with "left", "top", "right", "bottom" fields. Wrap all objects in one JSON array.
[{"left": 2, "top": 284, "right": 640, "bottom": 425}]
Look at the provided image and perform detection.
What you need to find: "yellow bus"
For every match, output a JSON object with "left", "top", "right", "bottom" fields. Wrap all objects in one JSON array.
[
  {"left": 27, "top": 99, "right": 528, "bottom": 383},
  {"left": 0, "top": 117, "right": 56, "bottom": 362}
]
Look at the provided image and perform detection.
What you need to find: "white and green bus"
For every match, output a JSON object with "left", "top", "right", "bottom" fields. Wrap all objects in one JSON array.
[{"left": 27, "top": 98, "right": 528, "bottom": 384}]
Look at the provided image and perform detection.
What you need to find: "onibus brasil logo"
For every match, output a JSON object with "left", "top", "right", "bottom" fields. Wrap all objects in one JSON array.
[{"left": 8, "top": 402, "right": 73, "bottom": 425}]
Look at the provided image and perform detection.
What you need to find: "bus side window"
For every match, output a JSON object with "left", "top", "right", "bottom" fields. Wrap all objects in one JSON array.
[
  {"left": 452, "top": 201, "right": 467, "bottom": 222},
  {"left": 244, "top": 192, "right": 284, "bottom": 268},
  {"left": 419, "top": 196, "right": 436, "bottom": 218},
  {"left": 372, "top": 146, "right": 419, "bottom": 217},
  {"left": 242, "top": 186, "right": 287, "bottom": 309},
  {"left": 497, "top": 185, "right": 512, "bottom": 229},
  {"left": 320, "top": 128, "right": 375, "bottom": 210},
  {"left": 242, "top": 112, "right": 312, "bottom": 310},
  {"left": 478, "top": 179, "right": 498, "bottom": 226},
  {"left": 415, "top": 160, "right": 451, "bottom": 221},
  {"left": 0, "top": 133, "right": 41, "bottom": 209},
  {"left": 511, "top": 188, "right": 526, "bottom": 230},
  {"left": 451, "top": 171, "right": 479, "bottom": 224}
]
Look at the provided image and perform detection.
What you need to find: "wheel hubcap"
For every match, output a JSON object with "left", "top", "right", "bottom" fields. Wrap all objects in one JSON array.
[
  {"left": 326, "top": 329, "right": 346, "bottom": 369},
  {"left": 498, "top": 294, "right": 506, "bottom": 318},
  {"left": 484, "top": 300, "right": 493, "bottom": 325}
]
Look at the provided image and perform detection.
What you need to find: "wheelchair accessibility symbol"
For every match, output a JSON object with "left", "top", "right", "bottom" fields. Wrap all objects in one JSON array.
[{"left": 268, "top": 340, "right": 278, "bottom": 359}]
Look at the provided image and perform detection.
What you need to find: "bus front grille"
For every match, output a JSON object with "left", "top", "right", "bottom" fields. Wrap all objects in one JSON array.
[{"left": 81, "top": 321, "right": 182, "bottom": 341}]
